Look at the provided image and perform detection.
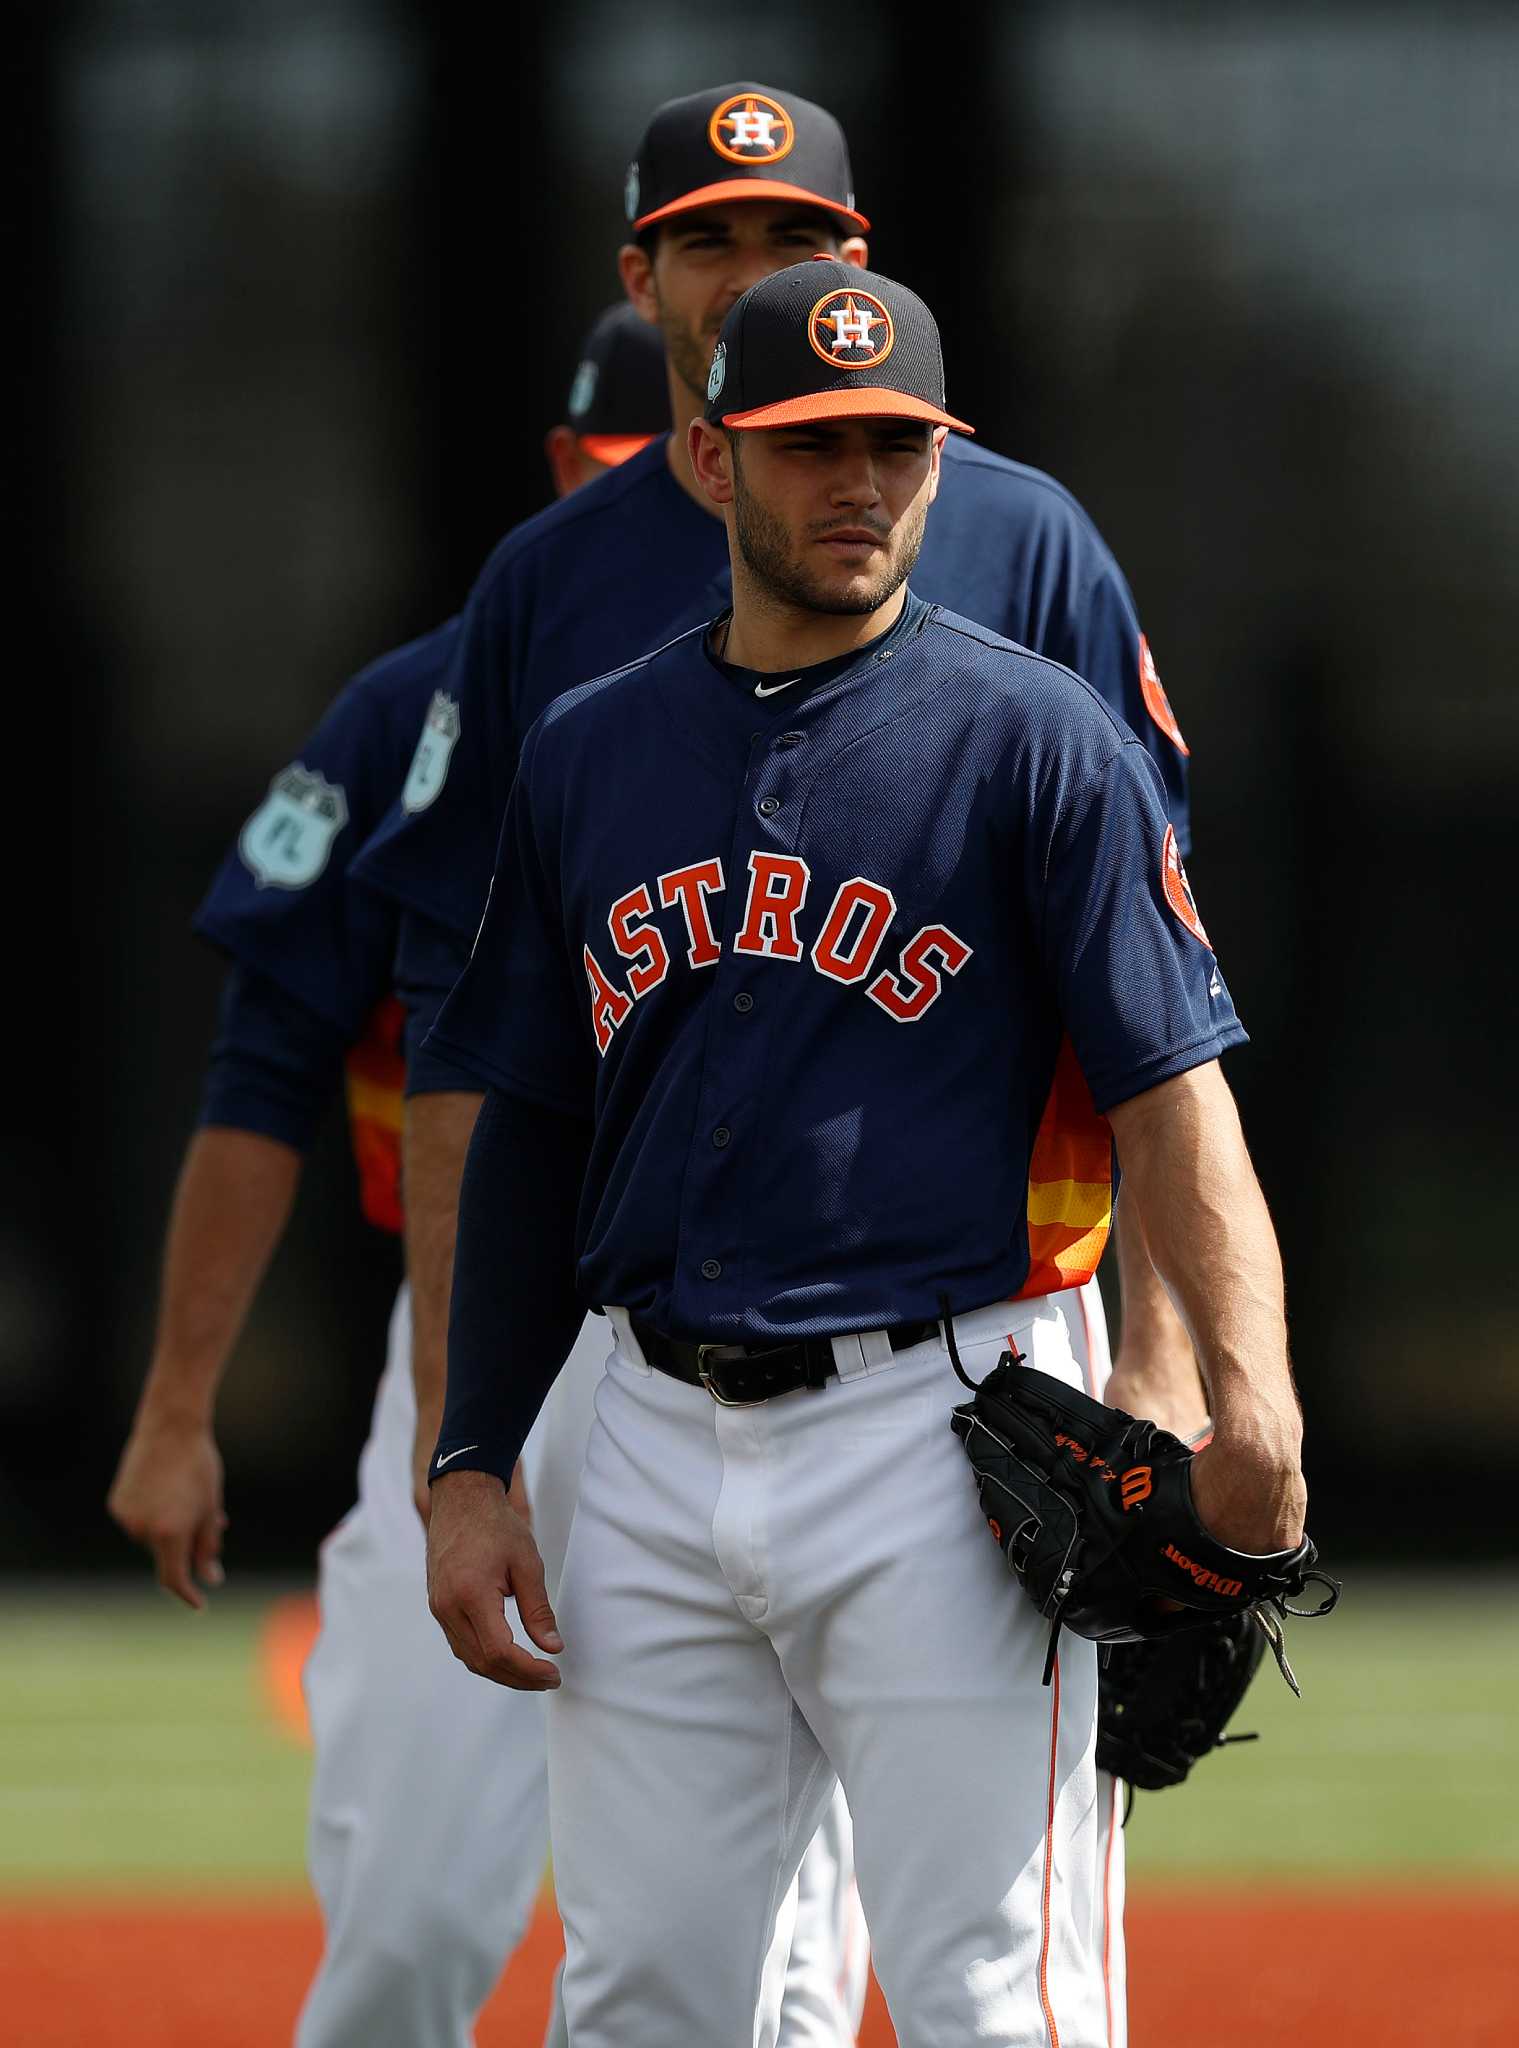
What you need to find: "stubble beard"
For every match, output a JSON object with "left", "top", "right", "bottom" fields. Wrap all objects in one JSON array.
[
  {"left": 732, "top": 475, "right": 929, "bottom": 618},
  {"left": 658, "top": 295, "right": 722, "bottom": 402}
]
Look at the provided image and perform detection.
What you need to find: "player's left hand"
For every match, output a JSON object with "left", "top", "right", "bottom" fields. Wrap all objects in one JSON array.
[
  {"left": 427, "top": 1468, "right": 563, "bottom": 1690},
  {"left": 1188, "top": 1420, "right": 1306, "bottom": 1556}
]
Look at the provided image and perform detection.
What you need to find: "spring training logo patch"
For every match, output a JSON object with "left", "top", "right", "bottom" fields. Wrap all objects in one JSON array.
[
  {"left": 707, "top": 92, "right": 795, "bottom": 165},
  {"left": 807, "top": 287, "right": 894, "bottom": 370},
  {"left": 567, "top": 359, "right": 598, "bottom": 421},
  {"left": 402, "top": 691, "right": 462, "bottom": 815},
  {"left": 238, "top": 764, "right": 348, "bottom": 890},
  {"left": 624, "top": 161, "right": 641, "bottom": 222},
  {"left": 706, "top": 342, "right": 727, "bottom": 403}
]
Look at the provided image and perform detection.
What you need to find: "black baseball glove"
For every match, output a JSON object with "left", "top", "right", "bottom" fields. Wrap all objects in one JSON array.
[
  {"left": 949, "top": 1350, "right": 1338, "bottom": 1688},
  {"left": 1096, "top": 1615, "right": 1266, "bottom": 1791}
]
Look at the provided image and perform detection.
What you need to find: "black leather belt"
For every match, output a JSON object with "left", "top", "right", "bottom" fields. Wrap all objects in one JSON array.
[{"left": 631, "top": 1318, "right": 939, "bottom": 1406}]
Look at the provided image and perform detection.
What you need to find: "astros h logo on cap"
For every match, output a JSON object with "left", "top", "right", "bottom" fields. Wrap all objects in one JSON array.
[
  {"left": 703, "top": 258, "right": 973, "bottom": 436},
  {"left": 808, "top": 287, "right": 894, "bottom": 369},
  {"left": 708, "top": 92, "right": 796, "bottom": 165},
  {"left": 624, "top": 82, "right": 868, "bottom": 234}
]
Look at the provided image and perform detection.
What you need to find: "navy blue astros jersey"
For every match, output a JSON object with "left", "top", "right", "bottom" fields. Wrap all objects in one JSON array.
[
  {"left": 349, "top": 435, "right": 1191, "bottom": 952},
  {"left": 429, "top": 600, "right": 1241, "bottom": 1343},
  {"left": 196, "top": 619, "right": 461, "bottom": 1230}
]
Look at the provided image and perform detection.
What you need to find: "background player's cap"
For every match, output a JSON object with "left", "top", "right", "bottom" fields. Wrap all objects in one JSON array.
[
  {"left": 625, "top": 83, "right": 868, "bottom": 236},
  {"left": 703, "top": 257, "right": 973, "bottom": 435},
  {"left": 564, "top": 303, "right": 670, "bottom": 463}
]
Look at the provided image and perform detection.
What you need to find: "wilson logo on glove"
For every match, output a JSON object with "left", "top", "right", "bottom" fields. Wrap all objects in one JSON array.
[
  {"left": 1161, "top": 1545, "right": 1244, "bottom": 1598},
  {"left": 1120, "top": 1465, "right": 1153, "bottom": 1511}
]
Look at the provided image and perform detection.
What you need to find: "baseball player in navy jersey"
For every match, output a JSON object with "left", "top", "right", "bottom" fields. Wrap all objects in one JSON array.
[
  {"left": 421, "top": 259, "right": 1308, "bottom": 2048},
  {"left": 352, "top": 81, "right": 1203, "bottom": 2039},
  {"left": 357, "top": 76, "right": 1202, "bottom": 1531},
  {"left": 105, "top": 308, "right": 713, "bottom": 2048}
]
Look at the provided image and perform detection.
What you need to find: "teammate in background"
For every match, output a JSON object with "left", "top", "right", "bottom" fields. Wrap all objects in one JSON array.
[
  {"left": 423, "top": 260, "right": 1308, "bottom": 2047},
  {"left": 351, "top": 86, "right": 1204, "bottom": 2040},
  {"left": 106, "top": 310, "right": 674, "bottom": 2048},
  {"left": 544, "top": 303, "right": 670, "bottom": 496}
]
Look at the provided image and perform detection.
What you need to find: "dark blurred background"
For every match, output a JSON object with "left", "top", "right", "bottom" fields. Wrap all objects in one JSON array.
[{"left": 8, "top": 0, "right": 1516, "bottom": 1571}]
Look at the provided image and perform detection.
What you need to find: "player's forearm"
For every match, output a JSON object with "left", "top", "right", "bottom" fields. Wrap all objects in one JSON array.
[
  {"left": 1107, "top": 1180, "right": 1208, "bottom": 1432},
  {"left": 1106, "top": 1063, "right": 1300, "bottom": 1455},
  {"left": 1113, "top": 1181, "right": 1187, "bottom": 1348},
  {"left": 403, "top": 1089, "right": 484, "bottom": 1422},
  {"left": 437, "top": 1087, "right": 591, "bottom": 1483},
  {"left": 136, "top": 1126, "right": 303, "bottom": 1422}
]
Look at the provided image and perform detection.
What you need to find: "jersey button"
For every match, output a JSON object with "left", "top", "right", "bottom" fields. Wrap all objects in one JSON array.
[
  {"left": 757, "top": 795, "right": 780, "bottom": 817},
  {"left": 700, "top": 1258, "right": 723, "bottom": 1281},
  {"left": 733, "top": 992, "right": 754, "bottom": 1014},
  {"left": 712, "top": 1126, "right": 731, "bottom": 1149},
  {"left": 776, "top": 731, "right": 804, "bottom": 749}
]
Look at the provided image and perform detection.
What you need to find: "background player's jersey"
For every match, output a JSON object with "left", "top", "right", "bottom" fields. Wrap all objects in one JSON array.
[
  {"left": 429, "top": 603, "right": 1239, "bottom": 1343},
  {"left": 349, "top": 434, "right": 1191, "bottom": 951},
  {"left": 195, "top": 620, "right": 460, "bottom": 1231}
]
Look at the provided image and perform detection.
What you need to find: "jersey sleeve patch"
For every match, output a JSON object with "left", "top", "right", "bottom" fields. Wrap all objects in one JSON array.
[
  {"left": 237, "top": 764, "right": 348, "bottom": 890},
  {"left": 1138, "top": 636, "right": 1190, "bottom": 757},
  {"left": 1161, "top": 824, "right": 1211, "bottom": 948},
  {"left": 402, "top": 690, "right": 462, "bottom": 814}
]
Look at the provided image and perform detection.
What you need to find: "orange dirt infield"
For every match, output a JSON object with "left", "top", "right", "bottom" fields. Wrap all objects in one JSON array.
[{"left": 4, "top": 1889, "right": 1518, "bottom": 2047}]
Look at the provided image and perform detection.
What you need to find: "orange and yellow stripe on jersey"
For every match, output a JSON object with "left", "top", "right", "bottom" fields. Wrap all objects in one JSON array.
[
  {"left": 1017, "top": 1036, "right": 1114, "bottom": 1297},
  {"left": 344, "top": 995, "right": 406, "bottom": 1237}
]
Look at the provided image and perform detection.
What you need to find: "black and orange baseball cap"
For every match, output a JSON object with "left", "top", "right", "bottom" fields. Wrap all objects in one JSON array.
[
  {"left": 564, "top": 303, "right": 669, "bottom": 464},
  {"left": 625, "top": 83, "right": 868, "bottom": 237},
  {"left": 703, "top": 258, "right": 973, "bottom": 435}
]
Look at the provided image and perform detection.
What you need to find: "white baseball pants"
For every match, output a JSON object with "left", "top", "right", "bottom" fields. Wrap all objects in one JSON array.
[
  {"left": 547, "top": 1290, "right": 1128, "bottom": 2048},
  {"left": 293, "top": 1289, "right": 877, "bottom": 2048}
]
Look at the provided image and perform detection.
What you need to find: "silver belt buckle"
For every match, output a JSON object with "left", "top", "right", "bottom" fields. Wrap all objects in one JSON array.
[{"left": 696, "top": 1342, "right": 761, "bottom": 1406}]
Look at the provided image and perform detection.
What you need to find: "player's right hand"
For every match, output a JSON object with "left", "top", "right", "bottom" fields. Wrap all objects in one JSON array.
[
  {"left": 427, "top": 1468, "right": 563, "bottom": 1691},
  {"left": 107, "top": 1415, "right": 228, "bottom": 1611}
]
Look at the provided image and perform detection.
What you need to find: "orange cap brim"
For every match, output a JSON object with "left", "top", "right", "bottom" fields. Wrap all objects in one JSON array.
[
  {"left": 722, "top": 388, "right": 973, "bottom": 435},
  {"left": 577, "top": 433, "right": 656, "bottom": 466},
  {"left": 634, "top": 178, "right": 870, "bottom": 235}
]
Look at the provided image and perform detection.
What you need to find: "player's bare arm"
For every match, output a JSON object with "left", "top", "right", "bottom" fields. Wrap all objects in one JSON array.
[
  {"left": 108, "top": 1125, "right": 301, "bottom": 1607},
  {"left": 1106, "top": 1060, "right": 1306, "bottom": 1554},
  {"left": 1105, "top": 1181, "right": 1210, "bottom": 1439},
  {"left": 402, "top": 1088, "right": 482, "bottom": 1518}
]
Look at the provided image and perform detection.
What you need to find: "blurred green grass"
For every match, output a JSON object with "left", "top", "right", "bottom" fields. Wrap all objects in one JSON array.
[
  {"left": 1123, "top": 1579, "right": 1519, "bottom": 1880},
  {"left": 0, "top": 1586, "right": 312, "bottom": 1895},
  {"left": 2, "top": 1578, "right": 1516, "bottom": 1896}
]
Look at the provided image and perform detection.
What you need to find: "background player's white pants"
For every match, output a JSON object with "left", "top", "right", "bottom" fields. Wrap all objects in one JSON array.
[
  {"left": 294, "top": 1291, "right": 879, "bottom": 2048},
  {"left": 295, "top": 1288, "right": 603, "bottom": 2048},
  {"left": 548, "top": 1290, "right": 1127, "bottom": 2048}
]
